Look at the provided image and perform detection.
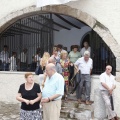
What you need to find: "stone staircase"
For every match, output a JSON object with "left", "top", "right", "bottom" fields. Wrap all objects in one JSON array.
[
  {"left": 60, "top": 98, "right": 94, "bottom": 120},
  {"left": 59, "top": 87, "right": 110, "bottom": 120},
  {"left": 59, "top": 87, "right": 94, "bottom": 120}
]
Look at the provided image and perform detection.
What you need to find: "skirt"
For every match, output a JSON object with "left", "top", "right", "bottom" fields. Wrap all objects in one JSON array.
[{"left": 20, "top": 109, "right": 42, "bottom": 120}]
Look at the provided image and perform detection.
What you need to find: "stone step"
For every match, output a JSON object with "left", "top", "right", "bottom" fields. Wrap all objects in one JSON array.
[
  {"left": 60, "top": 107, "right": 78, "bottom": 118},
  {"left": 78, "top": 103, "right": 94, "bottom": 112},
  {"left": 60, "top": 118, "right": 77, "bottom": 120},
  {"left": 61, "top": 99, "right": 95, "bottom": 120},
  {"left": 62, "top": 100, "right": 79, "bottom": 108},
  {"left": 60, "top": 108, "right": 92, "bottom": 120}
]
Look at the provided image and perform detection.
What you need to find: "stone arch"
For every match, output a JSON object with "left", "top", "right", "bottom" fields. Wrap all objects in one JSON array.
[{"left": 0, "top": 5, "right": 120, "bottom": 77}]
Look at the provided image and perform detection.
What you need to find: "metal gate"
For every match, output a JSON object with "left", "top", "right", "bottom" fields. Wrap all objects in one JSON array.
[{"left": 0, "top": 14, "right": 54, "bottom": 71}]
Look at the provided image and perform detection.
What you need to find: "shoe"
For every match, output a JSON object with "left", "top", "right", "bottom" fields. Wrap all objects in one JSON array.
[
  {"left": 89, "top": 100, "right": 94, "bottom": 103},
  {"left": 78, "top": 99, "right": 81, "bottom": 104},
  {"left": 86, "top": 100, "right": 92, "bottom": 105},
  {"left": 114, "top": 116, "right": 118, "bottom": 120},
  {"left": 109, "top": 117, "right": 115, "bottom": 120}
]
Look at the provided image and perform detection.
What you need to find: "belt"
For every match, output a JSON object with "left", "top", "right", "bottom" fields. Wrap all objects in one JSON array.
[{"left": 52, "top": 99, "right": 61, "bottom": 101}]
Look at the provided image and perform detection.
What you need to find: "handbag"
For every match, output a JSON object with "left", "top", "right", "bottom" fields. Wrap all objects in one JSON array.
[{"left": 35, "top": 65, "right": 43, "bottom": 75}]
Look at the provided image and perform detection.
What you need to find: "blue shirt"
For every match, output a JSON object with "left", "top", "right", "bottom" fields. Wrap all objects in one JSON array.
[{"left": 42, "top": 72, "right": 64, "bottom": 100}]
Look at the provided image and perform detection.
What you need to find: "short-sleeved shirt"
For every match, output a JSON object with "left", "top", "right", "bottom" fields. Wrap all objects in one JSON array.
[
  {"left": 35, "top": 54, "right": 41, "bottom": 66},
  {"left": 18, "top": 83, "right": 41, "bottom": 110},
  {"left": 80, "top": 47, "right": 91, "bottom": 57},
  {"left": 68, "top": 51, "right": 81, "bottom": 63},
  {"left": 42, "top": 72, "right": 64, "bottom": 100},
  {"left": 74, "top": 57, "right": 93, "bottom": 74},
  {"left": 18, "top": 52, "right": 27, "bottom": 63},
  {"left": 0, "top": 51, "right": 9, "bottom": 63},
  {"left": 99, "top": 72, "right": 116, "bottom": 90}
]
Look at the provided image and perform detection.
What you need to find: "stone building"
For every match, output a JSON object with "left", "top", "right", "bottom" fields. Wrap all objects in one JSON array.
[{"left": 0, "top": 0, "right": 120, "bottom": 118}]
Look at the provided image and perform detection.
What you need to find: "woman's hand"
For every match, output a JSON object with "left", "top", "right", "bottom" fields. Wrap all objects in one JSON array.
[
  {"left": 29, "top": 100, "right": 35, "bottom": 105},
  {"left": 24, "top": 99, "right": 30, "bottom": 105}
]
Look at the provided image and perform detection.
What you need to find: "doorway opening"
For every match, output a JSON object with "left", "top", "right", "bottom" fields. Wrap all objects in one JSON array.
[{"left": 0, "top": 13, "right": 116, "bottom": 74}]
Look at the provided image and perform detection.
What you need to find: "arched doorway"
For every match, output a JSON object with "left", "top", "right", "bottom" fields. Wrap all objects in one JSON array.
[
  {"left": 0, "top": 5, "right": 119, "bottom": 74},
  {"left": 0, "top": 12, "right": 116, "bottom": 75},
  {"left": 81, "top": 31, "right": 116, "bottom": 75}
]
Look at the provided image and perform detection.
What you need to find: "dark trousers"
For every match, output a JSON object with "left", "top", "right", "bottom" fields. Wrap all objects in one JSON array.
[
  {"left": 20, "top": 62, "right": 27, "bottom": 71},
  {"left": 76, "top": 72, "right": 81, "bottom": 99},
  {"left": 78, "top": 74, "right": 91, "bottom": 101},
  {"left": 1, "top": 63, "right": 9, "bottom": 71},
  {"left": 69, "top": 65, "right": 74, "bottom": 85}
]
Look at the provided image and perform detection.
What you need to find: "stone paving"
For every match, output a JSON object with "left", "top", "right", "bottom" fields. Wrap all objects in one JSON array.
[{"left": 0, "top": 102, "right": 20, "bottom": 120}]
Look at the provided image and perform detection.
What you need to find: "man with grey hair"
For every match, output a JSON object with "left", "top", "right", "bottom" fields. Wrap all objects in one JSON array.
[
  {"left": 41, "top": 63, "right": 64, "bottom": 120},
  {"left": 80, "top": 41, "right": 91, "bottom": 57},
  {"left": 99, "top": 65, "right": 118, "bottom": 120},
  {"left": 48, "top": 57, "right": 62, "bottom": 74},
  {"left": 74, "top": 51, "right": 93, "bottom": 105}
]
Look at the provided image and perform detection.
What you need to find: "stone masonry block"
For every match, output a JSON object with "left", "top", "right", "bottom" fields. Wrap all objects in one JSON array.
[
  {"left": 116, "top": 72, "right": 120, "bottom": 82},
  {"left": 116, "top": 58, "right": 120, "bottom": 72},
  {"left": 74, "top": 110, "right": 91, "bottom": 120}
]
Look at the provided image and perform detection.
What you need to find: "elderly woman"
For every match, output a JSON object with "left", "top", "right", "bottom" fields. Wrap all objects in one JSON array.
[{"left": 16, "top": 72, "right": 42, "bottom": 120}]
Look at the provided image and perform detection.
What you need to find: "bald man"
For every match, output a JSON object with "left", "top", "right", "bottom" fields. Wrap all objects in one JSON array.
[
  {"left": 99, "top": 65, "right": 118, "bottom": 120},
  {"left": 41, "top": 63, "right": 64, "bottom": 120}
]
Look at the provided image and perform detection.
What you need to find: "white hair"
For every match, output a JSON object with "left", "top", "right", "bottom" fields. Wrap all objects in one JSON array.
[{"left": 84, "top": 51, "right": 90, "bottom": 56}]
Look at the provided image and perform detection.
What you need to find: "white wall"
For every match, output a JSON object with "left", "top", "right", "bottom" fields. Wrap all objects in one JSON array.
[
  {"left": 0, "top": 0, "right": 120, "bottom": 45},
  {"left": 54, "top": 26, "right": 91, "bottom": 51},
  {"left": 66, "top": 0, "right": 120, "bottom": 45}
]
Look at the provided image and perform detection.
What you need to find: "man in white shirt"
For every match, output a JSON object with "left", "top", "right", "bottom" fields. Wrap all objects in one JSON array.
[
  {"left": 99, "top": 65, "right": 118, "bottom": 120},
  {"left": 74, "top": 51, "right": 93, "bottom": 105},
  {"left": 80, "top": 41, "right": 91, "bottom": 57},
  {"left": 0, "top": 45, "right": 9, "bottom": 71},
  {"left": 18, "top": 48, "right": 27, "bottom": 71}
]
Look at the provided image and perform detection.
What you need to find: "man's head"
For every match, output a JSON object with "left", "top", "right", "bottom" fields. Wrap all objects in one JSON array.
[
  {"left": 48, "top": 57, "right": 56, "bottom": 65},
  {"left": 83, "top": 42, "right": 89, "bottom": 48},
  {"left": 57, "top": 44, "right": 63, "bottom": 51},
  {"left": 3, "top": 45, "right": 8, "bottom": 51},
  {"left": 84, "top": 51, "right": 90, "bottom": 61},
  {"left": 23, "top": 48, "right": 27, "bottom": 53},
  {"left": 45, "top": 63, "right": 56, "bottom": 77},
  {"left": 105, "top": 65, "right": 112, "bottom": 75}
]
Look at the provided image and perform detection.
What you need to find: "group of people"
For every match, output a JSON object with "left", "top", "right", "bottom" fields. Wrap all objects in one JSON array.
[
  {"left": 16, "top": 63, "right": 64, "bottom": 120},
  {"left": 0, "top": 45, "right": 28, "bottom": 71},
  {"left": 1, "top": 42, "right": 117, "bottom": 120}
]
